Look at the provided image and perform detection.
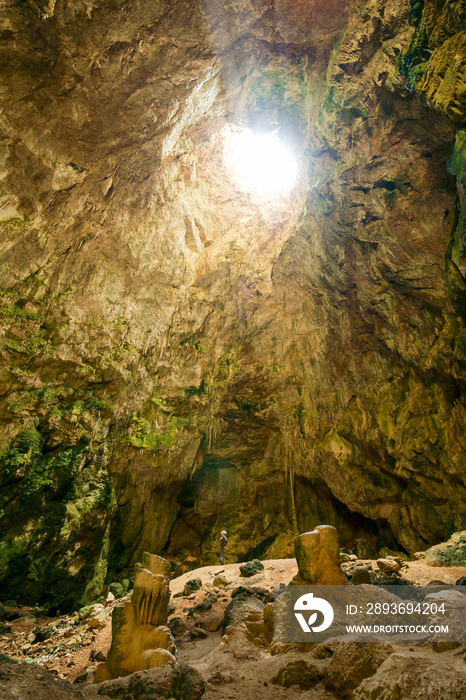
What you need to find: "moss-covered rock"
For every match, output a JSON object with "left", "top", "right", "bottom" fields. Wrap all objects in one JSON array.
[
  {"left": 424, "top": 531, "right": 466, "bottom": 566},
  {"left": 0, "top": 393, "right": 116, "bottom": 611}
]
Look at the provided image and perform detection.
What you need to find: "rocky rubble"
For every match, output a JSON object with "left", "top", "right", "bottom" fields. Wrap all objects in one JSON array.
[{"left": 1, "top": 553, "right": 465, "bottom": 700}]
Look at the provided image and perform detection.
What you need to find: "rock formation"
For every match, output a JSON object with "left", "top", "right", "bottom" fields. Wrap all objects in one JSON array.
[
  {"left": 0, "top": 0, "right": 465, "bottom": 610},
  {"left": 293, "top": 525, "right": 347, "bottom": 585},
  {"left": 424, "top": 530, "right": 466, "bottom": 567},
  {"left": 95, "top": 553, "right": 176, "bottom": 680}
]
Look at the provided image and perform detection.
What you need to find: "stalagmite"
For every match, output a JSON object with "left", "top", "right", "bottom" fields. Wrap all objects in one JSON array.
[
  {"left": 95, "top": 553, "right": 176, "bottom": 681},
  {"left": 293, "top": 525, "right": 347, "bottom": 585}
]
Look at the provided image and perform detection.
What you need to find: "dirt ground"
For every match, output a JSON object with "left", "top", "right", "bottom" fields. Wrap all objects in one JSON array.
[{"left": 1, "top": 556, "right": 465, "bottom": 699}]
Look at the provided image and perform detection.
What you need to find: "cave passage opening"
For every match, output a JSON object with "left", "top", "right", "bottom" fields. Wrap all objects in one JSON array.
[{"left": 225, "top": 125, "right": 299, "bottom": 195}]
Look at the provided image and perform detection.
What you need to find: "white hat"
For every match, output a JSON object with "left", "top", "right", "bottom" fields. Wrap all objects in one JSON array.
[{"left": 221, "top": 530, "right": 227, "bottom": 535}]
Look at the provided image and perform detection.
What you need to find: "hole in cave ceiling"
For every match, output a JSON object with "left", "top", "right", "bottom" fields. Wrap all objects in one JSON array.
[{"left": 224, "top": 124, "right": 299, "bottom": 196}]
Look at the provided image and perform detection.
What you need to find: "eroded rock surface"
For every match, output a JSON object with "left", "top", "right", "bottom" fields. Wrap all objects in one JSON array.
[
  {"left": 425, "top": 530, "right": 466, "bottom": 567},
  {"left": 0, "top": 0, "right": 465, "bottom": 608},
  {"left": 294, "top": 525, "right": 347, "bottom": 585},
  {"left": 353, "top": 652, "right": 466, "bottom": 700},
  {"left": 94, "top": 663, "right": 206, "bottom": 700},
  {"left": 97, "top": 553, "right": 175, "bottom": 680}
]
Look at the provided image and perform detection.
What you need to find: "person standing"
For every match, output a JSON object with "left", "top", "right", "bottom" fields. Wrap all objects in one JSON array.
[{"left": 219, "top": 530, "right": 228, "bottom": 564}]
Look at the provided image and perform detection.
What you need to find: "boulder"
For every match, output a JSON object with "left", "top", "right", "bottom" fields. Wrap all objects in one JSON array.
[
  {"left": 87, "top": 610, "right": 109, "bottom": 629},
  {"left": 109, "top": 582, "right": 125, "bottom": 598},
  {"left": 376, "top": 558, "right": 400, "bottom": 574},
  {"left": 78, "top": 603, "right": 105, "bottom": 621},
  {"left": 239, "top": 560, "right": 264, "bottom": 577},
  {"left": 3, "top": 607, "right": 22, "bottom": 622},
  {"left": 183, "top": 578, "right": 202, "bottom": 595},
  {"left": 198, "top": 612, "right": 224, "bottom": 631},
  {"left": 423, "top": 588, "right": 466, "bottom": 640},
  {"left": 33, "top": 625, "right": 57, "bottom": 644},
  {"left": 353, "top": 653, "right": 466, "bottom": 699},
  {"left": 424, "top": 531, "right": 466, "bottom": 567},
  {"left": 186, "top": 593, "right": 217, "bottom": 619},
  {"left": 213, "top": 574, "right": 229, "bottom": 587},
  {"left": 353, "top": 538, "right": 378, "bottom": 559},
  {"left": 372, "top": 575, "right": 410, "bottom": 586},
  {"left": 324, "top": 642, "right": 394, "bottom": 698},
  {"left": 223, "top": 595, "right": 264, "bottom": 631},
  {"left": 352, "top": 566, "right": 372, "bottom": 585},
  {"left": 97, "top": 662, "right": 205, "bottom": 700},
  {"left": 208, "top": 670, "right": 237, "bottom": 684},
  {"left": 272, "top": 659, "right": 323, "bottom": 689},
  {"left": 169, "top": 617, "right": 190, "bottom": 637},
  {"left": 378, "top": 547, "right": 409, "bottom": 560},
  {"left": 231, "top": 585, "right": 273, "bottom": 603},
  {"left": 294, "top": 525, "right": 347, "bottom": 585}
]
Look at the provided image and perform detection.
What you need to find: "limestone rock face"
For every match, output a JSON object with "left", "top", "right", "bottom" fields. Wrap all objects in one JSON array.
[{"left": 0, "top": 0, "right": 465, "bottom": 608}]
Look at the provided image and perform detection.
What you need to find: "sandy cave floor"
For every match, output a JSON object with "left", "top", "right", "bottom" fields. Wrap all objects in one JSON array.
[{"left": 1, "top": 557, "right": 465, "bottom": 699}]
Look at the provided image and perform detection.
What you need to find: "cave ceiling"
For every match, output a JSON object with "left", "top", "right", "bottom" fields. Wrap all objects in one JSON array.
[{"left": 0, "top": 0, "right": 466, "bottom": 609}]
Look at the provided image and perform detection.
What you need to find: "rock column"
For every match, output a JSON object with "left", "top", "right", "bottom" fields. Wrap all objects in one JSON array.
[
  {"left": 95, "top": 552, "right": 176, "bottom": 681},
  {"left": 293, "top": 525, "right": 347, "bottom": 585}
]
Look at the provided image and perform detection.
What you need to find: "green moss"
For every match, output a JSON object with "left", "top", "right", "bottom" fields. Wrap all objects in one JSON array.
[
  {"left": 447, "top": 128, "right": 466, "bottom": 179},
  {"left": 105, "top": 344, "right": 141, "bottom": 367},
  {"left": 2, "top": 338, "right": 23, "bottom": 352},
  {"left": 125, "top": 412, "right": 187, "bottom": 452},
  {"left": 400, "top": 6, "right": 430, "bottom": 85},
  {"left": 0, "top": 539, "right": 28, "bottom": 578},
  {"left": 0, "top": 372, "right": 115, "bottom": 611},
  {"left": 384, "top": 190, "right": 398, "bottom": 209},
  {"left": 0, "top": 432, "right": 88, "bottom": 499},
  {"left": 0, "top": 425, "right": 43, "bottom": 484},
  {"left": 0, "top": 426, "right": 113, "bottom": 610},
  {"left": 445, "top": 129, "right": 466, "bottom": 321},
  {"left": 178, "top": 337, "right": 206, "bottom": 354},
  {"left": 404, "top": 60, "right": 430, "bottom": 90},
  {"left": 185, "top": 379, "right": 206, "bottom": 398},
  {"left": 0, "top": 304, "right": 43, "bottom": 321},
  {"left": 1, "top": 332, "right": 53, "bottom": 356}
]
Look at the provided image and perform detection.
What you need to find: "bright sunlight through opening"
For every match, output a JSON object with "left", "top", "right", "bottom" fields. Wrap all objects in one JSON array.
[{"left": 227, "top": 128, "right": 298, "bottom": 195}]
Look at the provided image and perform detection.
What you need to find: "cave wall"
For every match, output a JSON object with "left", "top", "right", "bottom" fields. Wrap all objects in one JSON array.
[{"left": 0, "top": 0, "right": 465, "bottom": 609}]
